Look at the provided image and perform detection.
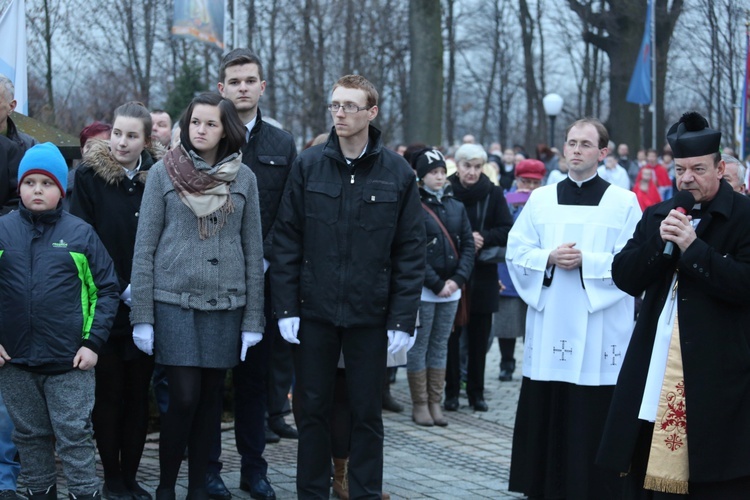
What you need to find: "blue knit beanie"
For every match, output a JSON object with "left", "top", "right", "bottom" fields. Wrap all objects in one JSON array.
[{"left": 17, "top": 143, "right": 68, "bottom": 198}]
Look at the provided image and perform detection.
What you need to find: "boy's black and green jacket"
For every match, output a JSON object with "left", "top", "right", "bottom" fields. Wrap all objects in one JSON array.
[{"left": 0, "top": 205, "right": 120, "bottom": 372}]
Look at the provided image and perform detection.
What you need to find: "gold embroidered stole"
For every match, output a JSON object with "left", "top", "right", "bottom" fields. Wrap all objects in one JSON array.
[{"left": 644, "top": 288, "right": 689, "bottom": 494}]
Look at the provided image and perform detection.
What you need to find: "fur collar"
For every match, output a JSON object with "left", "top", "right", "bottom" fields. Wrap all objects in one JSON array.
[{"left": 81, "top": 139, "right": 166, "bottom": 185}]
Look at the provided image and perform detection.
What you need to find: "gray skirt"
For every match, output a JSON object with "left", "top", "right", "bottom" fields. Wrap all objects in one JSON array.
[
  {"left": 491, "top": 296, "right": 527, "bottom": 339},
  {"left": 153, "top": 301, "right": 242, "bottom": 369}
]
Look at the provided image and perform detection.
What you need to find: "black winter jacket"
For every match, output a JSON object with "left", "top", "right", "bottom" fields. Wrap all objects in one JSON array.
[
  {"left": 271, "top": 126, "right": 426, "bottom": 333},
  {"left": 0, "top": 206, "right": 119, "bottom": 369},
  {"left": 420, "top": 185, "right": 474, "bottom": 295},
  {"left": 243, "top": 109, "right": 297, "bottom": 255},
  {"left": 0, "top": 135, "right": 22, "bottom": 213},
  {"left": 69, "top": 140, "right": 164, "bottom": 334}
]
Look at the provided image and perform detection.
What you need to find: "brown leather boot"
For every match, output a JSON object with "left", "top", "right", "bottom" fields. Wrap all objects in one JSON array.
[
  {"left": 407, "top": 370, "right": 434, "bottom": 426},
  {"left": 332, "top": 457, "right": 349, "bottom": 499},
  {"left": 427, "top": 368, "right": 449, "bottom": 426}
]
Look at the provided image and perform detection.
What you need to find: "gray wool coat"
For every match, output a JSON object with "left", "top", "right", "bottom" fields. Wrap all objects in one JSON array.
[{"left": 130, "top": 156, "right": 265, "bottom": 335}]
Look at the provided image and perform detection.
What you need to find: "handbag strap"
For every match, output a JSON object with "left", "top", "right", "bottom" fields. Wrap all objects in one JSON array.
[{"left": 421, "top": 202, "right": 459, "bottom": 259}]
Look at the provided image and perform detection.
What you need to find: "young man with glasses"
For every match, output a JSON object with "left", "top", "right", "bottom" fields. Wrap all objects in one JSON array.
[
  {"left": 506, "top": 118, "right": 642, "bottom": 498},
  {"left": 271, "top": 75, "right": 425, "bottom": 498}
]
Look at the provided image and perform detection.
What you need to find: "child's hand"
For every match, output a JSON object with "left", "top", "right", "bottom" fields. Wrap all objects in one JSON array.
[
  {"left": 0, "top": 345, "right": 10, "bottom": 367},
  {"left": 73, "top": 347, "right": 98, "bottom": 370}
]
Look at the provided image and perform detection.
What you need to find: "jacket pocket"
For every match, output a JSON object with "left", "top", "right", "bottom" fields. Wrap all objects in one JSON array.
[
  {"left": 360, "top": 186, "right": 398, "bottom": 230},
  {"left": 306, "top": 182, "right": 341, "bottom": 225},
  {"left": 257, "top": 155, "right": 289, "bottom": 167}
]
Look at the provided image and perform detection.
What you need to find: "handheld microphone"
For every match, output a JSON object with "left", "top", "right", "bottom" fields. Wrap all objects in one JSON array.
[{"left": 663, "top": 190, "right": 696, "bottom": 259}]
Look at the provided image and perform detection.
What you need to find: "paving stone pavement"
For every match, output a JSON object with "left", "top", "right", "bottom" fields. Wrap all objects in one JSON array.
[{"left": 49, "top": 343, "right": 527, "bottom": 499}]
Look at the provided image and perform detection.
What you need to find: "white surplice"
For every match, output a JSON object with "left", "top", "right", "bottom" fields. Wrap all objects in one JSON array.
[{"left": 506, "top": 183, "right": 642, "bottom": 386}]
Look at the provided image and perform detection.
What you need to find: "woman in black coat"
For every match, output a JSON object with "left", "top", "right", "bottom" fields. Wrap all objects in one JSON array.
[
  {"left": 445, "top": 144, "right": 513, "bottom": 411},
  {"left": 69, "top": 102, "right": 164, "bottom": 500}
]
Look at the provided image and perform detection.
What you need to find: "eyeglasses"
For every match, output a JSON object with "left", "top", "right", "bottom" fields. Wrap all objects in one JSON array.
[{"left": 327, "top": 103, "right": 370, "bottom": 114}]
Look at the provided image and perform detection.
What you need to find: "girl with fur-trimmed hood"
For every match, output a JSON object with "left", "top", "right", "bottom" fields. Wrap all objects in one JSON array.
[{"left": 69, "top": 101, "right": 165, "bottom": 500}]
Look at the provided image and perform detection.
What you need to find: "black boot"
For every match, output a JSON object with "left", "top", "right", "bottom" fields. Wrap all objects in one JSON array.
[
  {"left": 27, "top": 486, "right": 57, "bottom": 500},
  {"left": 499, "top": 360, "right": 516, "bottom": 382},
  {"left": 382, "top": 372, "right": 403, "bottom": 412},
  {"left": 68, "top": 491, "right": 100, "bottom": 500}
]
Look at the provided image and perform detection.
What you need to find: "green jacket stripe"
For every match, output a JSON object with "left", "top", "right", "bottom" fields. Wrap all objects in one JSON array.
[{"left": 70, "top": 252, "right": 98, "bottom": 340}]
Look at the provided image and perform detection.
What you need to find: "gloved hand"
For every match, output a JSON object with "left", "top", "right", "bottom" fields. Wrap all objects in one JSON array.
[
  {"left": 132, "top": 323, "right": 154, "bottom": 356},
  {"left": 120, "top": 284, "right": 132, "bottom": 308},
  {"left": 278, "top": 317, "right": 301, "bottom": 344},
  {"left": 240, "top": 331, "right": 263, "bottom": 361},
  {"left": 387, "top": 330, "right": 410, "bottom": 355},
  {"left": 406, "top": 329, "right": 418, "bottom": 352}
]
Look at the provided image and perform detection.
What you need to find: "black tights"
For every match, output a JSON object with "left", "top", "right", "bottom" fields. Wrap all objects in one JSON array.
[
  {"left": 159, "top": 366, "right": 225, "bottom": 491},
  {"left": 92, "top": 350, "right": 155, "bottom": 491}
]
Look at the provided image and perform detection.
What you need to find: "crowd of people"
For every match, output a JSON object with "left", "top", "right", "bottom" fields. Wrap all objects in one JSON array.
[{"left": 2, "top": 49, "right": 750, "bottom": 500}]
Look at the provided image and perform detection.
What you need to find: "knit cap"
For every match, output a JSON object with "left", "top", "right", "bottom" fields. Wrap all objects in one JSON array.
[
  {"left": 17, "top": 143, "right": 68, "bottom": 198},
  {"left": 412, "top": 148, "right": 447, "bottom": 180}
]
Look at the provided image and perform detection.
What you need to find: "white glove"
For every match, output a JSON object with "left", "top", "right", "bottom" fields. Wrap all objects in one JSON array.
[
  {"left": 120, "top": 284, "right": 132, "bottom": 308},
  {"left": 132, "top": 323, "right": 154, "bottom": 356},
  {"left": 387, "top": 330, "right": 411, "bottom": 355},
  {"left": 240, "top": 331, "right": 263, "bottom": 361},
  {"left": 278, "top": 317, "right": 301, "bottom": 344},
  {"left": 406, "top": 329, "right": 418, "bottom": 352}
]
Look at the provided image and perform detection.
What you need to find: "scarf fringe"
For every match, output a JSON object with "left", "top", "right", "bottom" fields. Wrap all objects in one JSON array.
[
  {"left": 197, "top": 196, "right": 235, "bottom": 240},
  {"left": 644, "top": 475, "right": 689, "bottom": 495}
]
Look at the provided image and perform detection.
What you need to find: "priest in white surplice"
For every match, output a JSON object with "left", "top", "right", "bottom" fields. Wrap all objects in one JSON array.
[{"left": 506, "top": 118, "right": 641, "bottom": 500}]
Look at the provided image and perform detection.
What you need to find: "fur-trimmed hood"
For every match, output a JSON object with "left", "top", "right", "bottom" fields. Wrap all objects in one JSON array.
[{"left": 80, "top": 139, "right": 166, "bottom": 185}]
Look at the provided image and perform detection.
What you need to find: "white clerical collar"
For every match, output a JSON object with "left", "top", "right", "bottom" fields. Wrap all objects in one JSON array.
[
  {"left": 568, "top": 172, "right": 598, "bottom": 187},
  {"left": 122, "top": 155, "right": 142, "bottom": 180}
]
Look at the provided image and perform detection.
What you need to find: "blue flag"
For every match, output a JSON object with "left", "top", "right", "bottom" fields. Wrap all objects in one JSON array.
[{"left": 626, "top": 1, "right": 652, "bottom": 105}]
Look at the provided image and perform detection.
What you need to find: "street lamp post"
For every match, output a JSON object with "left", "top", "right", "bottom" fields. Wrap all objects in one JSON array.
[{"left": 542, "top": 93, "right": 564, "bottom": 148}]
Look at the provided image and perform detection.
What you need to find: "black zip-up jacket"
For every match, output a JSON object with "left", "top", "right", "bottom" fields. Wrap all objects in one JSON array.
[
  {"left": 0, "top": 206, "right": 119, "bottom": 370},
  {"left": 420, "top": 185, "right": 475, "bottom": 295},
  {"left": 243, "top": 109, "right": 297, "bottom": 256},
  {"left": 271, "top": 126, "right": 425, "bottom": 333},
  {"left": 69, "top": 141, "right": 163, "bottom": 335}
]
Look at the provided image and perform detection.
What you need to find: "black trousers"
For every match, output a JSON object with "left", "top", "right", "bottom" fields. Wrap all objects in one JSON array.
[
  {"left": 293, "top": 319, "right": 387, "bottom": 500},
  {"left": 445, "top": 312, "right": 492, "bottom": 403},
  {"left": 208, "top": 280, "right": 280, "bottom": 478},
  {"left": 267, "top": 326, "right": 294, "bottom": 422}
]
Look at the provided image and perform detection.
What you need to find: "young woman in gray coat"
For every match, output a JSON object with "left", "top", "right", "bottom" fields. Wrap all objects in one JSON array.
[{"left": 130, "top": 93, "right": 265, "bottom": 500}]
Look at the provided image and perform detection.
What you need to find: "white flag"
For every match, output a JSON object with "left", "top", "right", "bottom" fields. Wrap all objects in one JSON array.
[{"left": 0, "top": 0, "right": 28, "bottom": 114}]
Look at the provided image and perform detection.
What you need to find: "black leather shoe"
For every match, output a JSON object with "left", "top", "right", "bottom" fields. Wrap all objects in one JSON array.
[
  {"left": 124, "top": 481, "right": 152, "bottom": 500},
  {"left": 185, "top": 489, "right": 209, "bottom": 500},
  {"left": 268, "top": 418, "right": 298, "bottom": 439},
  {"left": 444, "top": 396, "right": 459, "bottom": 411},
  {"left": 102, "top": 486, "right": 133, "bottom": 500},
  {"left": 239, "top": 475, "right": 276, "bottom": 500},
  {"left": 264, "top": 423, "right": 280, "bottom": 444},
  {"left": 205, "top": 473, "right": 231, "bottom": 500},
  {"left": 471, "top": 399, "right": 488, "bottom": 412}
]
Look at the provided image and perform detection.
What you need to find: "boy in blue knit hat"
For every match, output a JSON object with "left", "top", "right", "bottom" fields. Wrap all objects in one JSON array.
[{"left": 0, "top": 143, "right": 120, "bottom": 500}]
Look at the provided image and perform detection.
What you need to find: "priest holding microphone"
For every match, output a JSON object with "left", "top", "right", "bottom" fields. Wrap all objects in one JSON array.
[{"left": 598, "top": 112, "right": 750, "bottom": 497}]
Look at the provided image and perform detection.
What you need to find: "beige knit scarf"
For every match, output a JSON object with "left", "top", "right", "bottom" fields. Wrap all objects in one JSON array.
[{"left": 164, "top": 146, "right": 242, "bottom": 240}]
